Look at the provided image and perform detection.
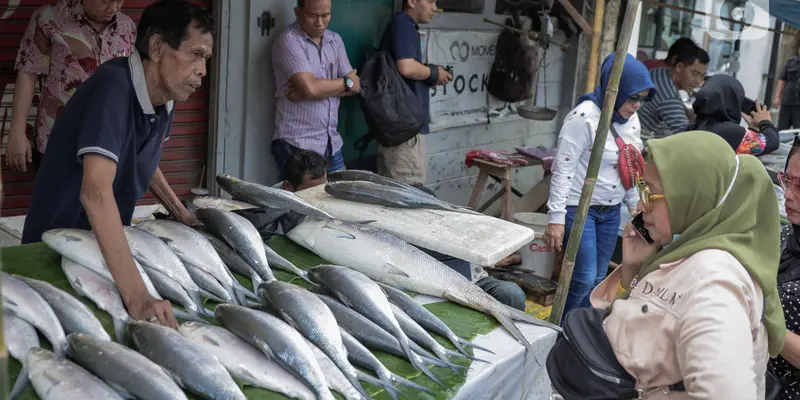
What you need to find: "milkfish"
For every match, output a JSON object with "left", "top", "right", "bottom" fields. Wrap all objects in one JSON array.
[
  {"left": 26, "top": 347, "right": 123, "bottom": 400},
  {"left": 287, "top": 219, "right": 562, "bottom": 350},
  {"left": 264, "top": 241, "right": 314, "bottom": 284},
  {"left": 5, "top": 314, "right": 40, "bottom": 399},
  {"left": 216, "top": 173, "right": 334, "bottom": 220},
  {"left": 192, "top": 195, "right": 259, "bottom": 211},
  {"left": 324, "top": 180, "right": 477, "bottom": 214},
  {"left": 198, "top": 229, "right": 264, "bottom": 292},
  {"left": 197, "top": 208, "right": 275, "bottom": 283},
  {"left": 2, "top": 272, "right": 66, "bottom": 357}
]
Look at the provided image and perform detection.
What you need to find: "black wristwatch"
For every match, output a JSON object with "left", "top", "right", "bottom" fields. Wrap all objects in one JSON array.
[{"left": 344, "top": 76, "right": 354, "bottom": 92}]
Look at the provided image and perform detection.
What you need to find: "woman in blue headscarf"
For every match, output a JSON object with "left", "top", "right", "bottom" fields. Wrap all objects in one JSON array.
[{"left": 544, "top": 52, "right": 656, "bottom": 318}]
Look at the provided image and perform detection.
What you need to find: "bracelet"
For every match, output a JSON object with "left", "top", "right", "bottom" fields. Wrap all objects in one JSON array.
[
  {"left": 426, "top": 64, "right": 439, "bottom": 86},
  {"left": 617, "top": 281, "right": 628, "bottom": 294}
]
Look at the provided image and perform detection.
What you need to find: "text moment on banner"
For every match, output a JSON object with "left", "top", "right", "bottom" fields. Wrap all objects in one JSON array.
[{"left": 426, "top": 29, "right": 522, "bottom": 131}]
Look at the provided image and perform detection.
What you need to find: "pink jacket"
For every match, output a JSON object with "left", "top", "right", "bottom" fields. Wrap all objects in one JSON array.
[{"left": 590, "top": 249, "right": 769, "bottom": 399}]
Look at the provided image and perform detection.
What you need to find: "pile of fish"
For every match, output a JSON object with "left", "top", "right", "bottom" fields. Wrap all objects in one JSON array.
[{"left": 3, "top": 173, "right": 560, "bottom": 400}]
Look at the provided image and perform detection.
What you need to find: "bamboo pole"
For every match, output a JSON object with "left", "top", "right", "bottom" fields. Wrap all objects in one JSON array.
[
  {"left": 0, "top": 164, "right": 6, "bottom": 399},
  {"left": 586, "top": 0, "right": 606, "bottom": 92},
  {"left": 548, "top": 0, "right": 642, "bottom": 325}
]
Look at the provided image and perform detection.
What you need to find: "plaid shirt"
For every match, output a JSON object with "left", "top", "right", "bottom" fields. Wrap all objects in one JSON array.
[
  {"left": 15, "top": 0, "right": 135, "bottom": 154},
  {"left": 272, "top": 22, "right": 353, "bottom": 156}
]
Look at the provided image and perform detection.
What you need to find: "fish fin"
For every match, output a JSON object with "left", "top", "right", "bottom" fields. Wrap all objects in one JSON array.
[
  {"left": 390, "top": 372, "right": 435, "bottom": 395},
  {"left": 345, "top": 370, "right": 372, "bottom": 400},
  {"left": 491, "top": 311, "right": 533, "bottom": 352},
  {"left": 198, "top": 288, "right": 227, "bottom": 303},
  {"left": 356, "top": 370, "right": 399, "bottom": 400},
  {"left": 321, "top": 225, "right": 357, "bottom": 239},
  {"left": 383, "top": 261, "right": 410, "bottom": 278},
  {"left": 407, "top": 350, "right": 448, "bottom": 388},
  {"left": 200, "top": 306, "right": 217, "bottom": 318},
  {"left": 337, "top": 293, "right": 356, "bottom": 309},
  {"left": 351, "top": 220, "right": 377, "bottom": 225},
  {"left": 8, "top": 366, "right": 29, "bottom": 400},
  {"left": 506, "top": 305, "right": 563, "bottom": 333},
  {"left": 298, "top": 270, "right": 316, "bottom": 285},
  {"left": 432, "top": 347, "right": 462, "bottom": 374},
  {"left": 444, "top": 347, "right": 489, "bottom": 364},
  {"left": 456, "top": 336, "right": 495, "bottom": 354}
]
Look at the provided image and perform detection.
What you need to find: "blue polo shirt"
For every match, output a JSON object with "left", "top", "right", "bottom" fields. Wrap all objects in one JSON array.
[
  {"left": 389, "top": 11, "right": 430, "bottom": 133},
  {"left": 21, "top": 50, "right": 174, "bottom": 244}
]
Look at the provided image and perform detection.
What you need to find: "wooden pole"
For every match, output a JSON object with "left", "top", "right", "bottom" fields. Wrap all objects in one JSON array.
[
  {"left": 549, "top": 0, "right": 642, "bottom": 325},
  {"left": 0, "top": 164, "right": 6, "bottom": 399},
  {"left": 586, "top": 0, "right": 606, "bottom": 92}
]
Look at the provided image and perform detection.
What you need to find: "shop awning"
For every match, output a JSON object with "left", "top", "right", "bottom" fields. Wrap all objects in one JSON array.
[{"left": 769, "top": 0, "right": 800, "bottom": 30}]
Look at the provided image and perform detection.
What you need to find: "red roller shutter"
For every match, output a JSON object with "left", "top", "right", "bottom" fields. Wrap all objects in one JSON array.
[{"left": 0, "top": 0, "right": 213, "bottom": 216}]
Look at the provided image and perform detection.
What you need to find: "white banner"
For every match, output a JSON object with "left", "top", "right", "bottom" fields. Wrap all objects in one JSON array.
[{"left": 425, "top": 29, "right": 521, "bottom": 131}]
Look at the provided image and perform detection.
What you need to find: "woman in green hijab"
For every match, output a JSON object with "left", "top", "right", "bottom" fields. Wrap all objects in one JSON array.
[{"left": 589, "top": 130, "right": 783, "bottom": 398}]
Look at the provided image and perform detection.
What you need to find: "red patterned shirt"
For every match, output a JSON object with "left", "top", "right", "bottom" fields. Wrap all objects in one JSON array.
[{"left": 15, "top": 0, "right": 136, "bottom": 154}]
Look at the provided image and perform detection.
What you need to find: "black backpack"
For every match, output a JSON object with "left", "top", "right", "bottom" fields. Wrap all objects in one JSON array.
[
  {"left": 355, "top": 23, "right": 427, "bottom": 150},
  {"left": 487, "top": 20, "right": 538, "bottom": 103}
]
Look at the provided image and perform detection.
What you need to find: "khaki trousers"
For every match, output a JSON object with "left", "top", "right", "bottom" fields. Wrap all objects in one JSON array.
[{"left": 377, "top": 133, "right": 427, "bottom": 184}]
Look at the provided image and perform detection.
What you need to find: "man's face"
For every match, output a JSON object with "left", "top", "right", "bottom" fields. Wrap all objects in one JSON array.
[
  {"left": 83, "top": 0, "right": 123, "bottom": 23},
  {"left": 282, "top": 172, "right": 327, "bottom": 192},
  {"left": 295, "top": 0, "right": 331, "bottom": 39},
  {"left": 409, "top": 0, "right": 438, "bottom": 24},
  {"left": 153, "top": 23, "right": 213, "bottom": 102},
  {"left": 674, "top": 60, "right": 707, "bottom": 92}
]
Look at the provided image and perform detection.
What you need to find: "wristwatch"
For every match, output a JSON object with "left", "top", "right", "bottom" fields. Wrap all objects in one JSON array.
[{"left": 344, "top": 76, "right": 354, "bottom": 92}]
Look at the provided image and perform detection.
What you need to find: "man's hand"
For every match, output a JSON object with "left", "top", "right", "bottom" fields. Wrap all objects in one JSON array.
[
  {"left": 436, "top": 66, "right": 453, "bottom": 85},
  {"left": 774, "top": 98, "right": 782, "bottom": 109},
  {"left": 176, "top": 211, "right": 201, "bottom": 227},
  {"left": 284, "top": 83, "right": 302, "bottom": 102},
  {"left": 349, "top": 72, "right": 361, "bottom": 94},
  {"left": 125, "top": 291, "right": 179, "bottom": 329},
  {"left": 543, "top": 223, "right": 565, "bottom": 253},
  {"left": 5, "top": 131, "right": 32, "bottom": 172},
  {"left": 750, "top": 101, "right": 772, "bottom": 125}
]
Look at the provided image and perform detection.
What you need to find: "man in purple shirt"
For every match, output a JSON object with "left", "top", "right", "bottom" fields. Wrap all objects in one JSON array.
[{"left": 271, "top": 0, "right": 360, "bottom": 181}]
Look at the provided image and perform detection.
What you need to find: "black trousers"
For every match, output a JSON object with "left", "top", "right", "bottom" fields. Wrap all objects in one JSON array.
[{"left": 778, "top": 105, "right": 800, "bottom": 131}]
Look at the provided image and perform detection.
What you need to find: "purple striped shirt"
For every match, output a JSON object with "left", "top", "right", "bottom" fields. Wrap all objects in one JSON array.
[{"left": 272, "top": 22, "right": 353, "bottom": 156}]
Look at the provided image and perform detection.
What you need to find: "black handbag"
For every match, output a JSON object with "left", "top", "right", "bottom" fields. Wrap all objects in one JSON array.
[{"left": 547, "top": 306, "right": 780, "bottom": 399}]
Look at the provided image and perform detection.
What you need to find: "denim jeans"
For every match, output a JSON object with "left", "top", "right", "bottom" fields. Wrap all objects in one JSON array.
[
  {"left": 271, "top": 138, "right": 345, "bottom": 182},
  {"left": 561, "top": 204, "right": 621, "bottom": 318},
  {"left": 477, "top": 276, "right": 527, "bottom": 311}
]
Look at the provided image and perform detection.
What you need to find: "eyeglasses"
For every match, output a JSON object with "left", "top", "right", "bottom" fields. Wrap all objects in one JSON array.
[
  {"left": 627, "top": 94, "right": 651, "bottom": 105},
  {"left": 636, "top": 176, "right": 665, "bottom": 212},
  {"left": 779, "top": 171, "right": 800, "bottom": 193}
]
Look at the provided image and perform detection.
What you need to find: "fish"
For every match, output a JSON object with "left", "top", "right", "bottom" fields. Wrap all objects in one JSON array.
[
  {"left": 67, "top": 332, "right": 188, "bottom": 400},
  {"left": 197, "top": 208, "right": 275, "bottom": 283},
  {"left": 135, "top": 219, "right": 250, "bottom": 305},
  {"left": 216, "top": 174, "right": 334, "bottom": 220},
  {"left": 288, "top": 219, "right": 562, "bottom": 350},
  {"left": 389, "top": 302, "right": 484, "bottom": 367},
  {"left": 146, "top": 268, "right": 210, "bottom": 322},
  {"left": 2, "top": 272, "right": 66, "bottom": 357},
  {"left": 127, "top": 320, "right": 246, "bottom": 400},
  {"left": 257, "top": 280, "right": 370, "bottom": 399},
  {"left": 214, "top": 303, "right": 336, "bottom": 400},
  {"left": 123, "top": 226, "right": 208, "bottom": 316},
  {"left": 264, "top": 241, "right": 314, "bottom": 284},
  {"left": 178, "top": 322, "right": 316, "bottom": 400},
  {"left": 198, "top": 229, "right": 264, "bottom": 291},
  {"left": 61, "top": 258, "right": 131, "bottom": 343},
  {"left": 26, "top": 347, "right": 123, "bottom": 400},
  {"left": 339, "top": 329, "right": 434, "bottom": 399},
  {"left": 192, "top": 196, "right": 258, "bottom": 211},
  {"left": 16, "top": 276, "right": 110, "bottom": 341},
  {"left": 41, "top": 229, "right": 162, "bottom": 300},
  {"left": 302, "top": 338, "right": 367, "bottom": 400},
  {"left": 324, "top": 181, "right": 472, "bottom": 214},
  {"left": 376, "top": 282, "right": 493, "bottom": 356},
  {"left": 312, "top": 292, "right": 458, "bottom": 372},
  {"left": 307, "top": 265, "right": 447, "bottom": 387},
  {"left": 5, "top": 314, "right": 40, "bottom": 399}
]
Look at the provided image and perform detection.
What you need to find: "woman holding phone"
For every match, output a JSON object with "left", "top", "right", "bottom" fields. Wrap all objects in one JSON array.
[{"left": 543, "top": 52, "right": 655, "bottom": 319}]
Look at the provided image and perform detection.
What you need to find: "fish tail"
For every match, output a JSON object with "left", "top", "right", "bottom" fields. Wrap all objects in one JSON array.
[
  {"left": 444, "top": 347, "right": 489, "bottom": 364},
  {"left": 9, "top": 366, "right": 29, "bottom": 400},
  {"left": 388, "top": 372, "right": 435, "bottom": 395},
  {"left": 200, "top": 305, "right": 216, "bottom": 318},
  {"left": 453, "top": 335, "right": 495, "bottom": 354},
  {"left": 250, "top": 273, "right": 264, "bottom": 293},
  {"left": 356, "top": 370, "right": 397, "bottom": 400},
  {"left": 344, "top": 368, "right": 373, "bottom": 400},
  {"left": 298, "top": 269, "right": 316, "bottom": 285},
  {"left": 505, "top": 304, "right": 563, "bottom": 333},
  {"left": 491, "top": 309, "right": 533, "bottom": 351},
  {"left": 233, "top": 281, "right": 259, "bottom": 300},
  {"left": 402, "top": 339, "right": 448, "bottom": 388},
  {"left": 432, "top": 346, "right": 462, "bottom": 374},
  {"left": 199, "top": 288, "right": 228, "bottom": 303}
]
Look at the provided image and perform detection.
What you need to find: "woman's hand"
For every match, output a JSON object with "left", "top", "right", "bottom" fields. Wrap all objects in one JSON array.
[
  {"left": 622, "top": 219, "right": 659, "bottom": 271},
  {"left": 750, "top": 101, "right": 772, "bottom": 125},
  {"left": 544, "top": 223, "right": 565, "bottom": 253}
]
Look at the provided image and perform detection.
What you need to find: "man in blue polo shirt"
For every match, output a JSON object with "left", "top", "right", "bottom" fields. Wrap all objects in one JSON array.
[
  {"left": 21, "top": 0, "right": 213, "bottom": 329},
  {"left": 378, "top": 0, "right": 451, "bottom": 184}
]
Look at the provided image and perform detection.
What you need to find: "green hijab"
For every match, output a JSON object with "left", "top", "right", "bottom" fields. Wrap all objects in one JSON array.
[{"left": 626, "top": 131, "right": 785, "bottom": 356}]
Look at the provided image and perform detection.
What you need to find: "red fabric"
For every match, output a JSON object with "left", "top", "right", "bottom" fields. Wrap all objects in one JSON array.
[{"left": 465, "top": 149, "right": 529, "bottom": 168}]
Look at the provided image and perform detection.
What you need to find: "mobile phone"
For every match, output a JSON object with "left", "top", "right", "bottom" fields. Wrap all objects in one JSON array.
[
  {"left": 631, "top": 213, "right": 654, "bottom": 245},
  {"left": 741, "top": 97, "right": 757, "bottom": 115}
]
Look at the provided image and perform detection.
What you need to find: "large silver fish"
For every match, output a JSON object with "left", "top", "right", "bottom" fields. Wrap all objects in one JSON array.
[
  {"left": 178, "top": 322, "right": 315, "bottom": 400},
  {"left": 67, "top": 333, "right": 187, "bottom": 400},
  {"left": 17, "top": 276, "right": 110, "bottom": 341},
  {"left": 197, "top": 208, "right": 275, "bottom": 283},
  {"left": 377, "top": 282, "right": 492, "bottom": 357},
  {"left": 192, "top": 196, "right": 258, "bottom": 211},
  {"left": 27, "top": 347, "right": 123, "bottom": 400},
  {"left": 288, "top": 220, "right": 561, "bottom": 349},
  {"left": 5, "top": 314, "right": 40, "bottom": 399},
  {"left": 123, "top": 226, "right": 207, "bottom": 316},
  {"left": 307, "top": 265, "right": 446, "bottom": 387},
  {"left": 215, "top": 304, "right": 336, "bottom": 400},
  {"left": 302, "top": 338, "right": 366, "bottom": 400},
  {"left": 61, "top": 258, "right": 130, "bottom": 343},
  {"left": 264, "top": 242, "right": 314, "bottom": 284},
  {"left": 198, "top": 229, "right": 263, "bottom": 291},
  {"left": 127, "top": 320, "right": 246, "bottom": 400},
  {"left": 135, "top": 219, "right": 250, "bottom": 304},
  {"left": 339, "top": 329, "right": 434, "bottom": 399},
  {"left": 258, "top": 280, "right": 369, "bottom": 398},
  {"left": 325, "top": 181, "right": 473, "bottom": 214},
  {"left": 41, "top": 229, "right": 162, "bottom": 300},
  {"left": 216, "top": 174, "right": 334, "bottom": 220},
  {"left": 2, "top": 272, "right": 66, "bottom": 357}
]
